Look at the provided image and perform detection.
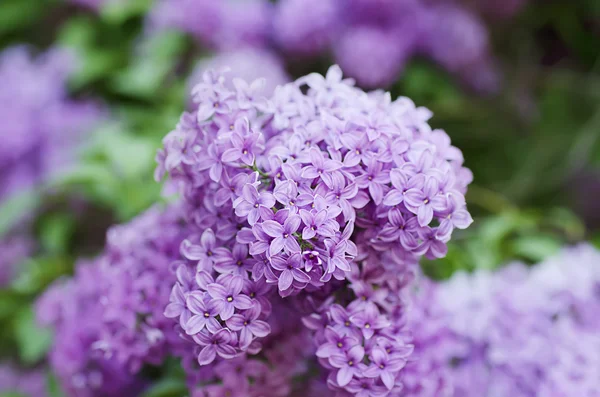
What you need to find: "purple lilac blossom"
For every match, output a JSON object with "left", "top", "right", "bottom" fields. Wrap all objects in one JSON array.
[
  {"left": 36, "top": 263, "right": 146, "bottom": 397},
  {"left": 405, "top": 244, "right": 600, "bottom": 396},
  {"left": 148, "top": 0, "right": 272, "bottom": 50},
  {"left": 0, "top": 46, "right": 103, "bottom": 203},
  {"left": 186, "top": 298, "right": 316, "bottom": 396},
  {"left": 187, "top": 48, "right": 290, "bottom": 102},
  {"left": 272, "top": 0, "right": 498, "bottom": 91},
  {"left": 418, "top": 3, "right": 501, "bottom": 93},
  {"left": 272, "top": 0, "right": 340, "bottom": 57},
  {"left": 333, "top": 26, "right": 414, "bottom": 89},
  {"left": 0, "top": 234, "right": 32, "bottom": 287},
  {"left": 37, "top": 205, "right": 191, "bottom": 396},
  {"left": 157, "top": 64, "right": 473, "bottom": 395},
  {"left": 0, "top": 363, "right": 47, "bottom": 397}
]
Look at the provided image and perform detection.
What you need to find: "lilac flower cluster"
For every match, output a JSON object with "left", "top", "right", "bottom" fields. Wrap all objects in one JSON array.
[
  {"left": 273, "top": 0, "right": 499, "bottom": 91},
  {"left": 157, "top": 65, "right": 473, "bottom": 395},
  {"left": 146, "top": 0, "right": 501, "bottom": 92},
  {"left": 0, "top": 46, "right": 102, "bottom": 204},
  {"left": 187, "top": 48, "right": 290, "bottom": 103},
  {"left": 406, "top": 244, "right": 600, "bottom": 396},
  {"left": 0, "top": 363, "right": 47, "bottom": 397},
  {"left": 0, "top": 234, "right": 32, "bottom": 287},
  {"left": 37, "top": 206, "right": 190, "bottom": 396},
  {"left": 37, "top": 262, "right": 146, "bottom": 397},
  {"left": 0, "top": 46, "right": 102, "bottom": 298},
  {"left": 303, "top": 247, "right": 418, "bottom": 395},
  {"left": 148, "top": 0, "right": 272, "bottom": 50},
  {"left": 183, "top": 298, "right": 316, "bottom": 396}
]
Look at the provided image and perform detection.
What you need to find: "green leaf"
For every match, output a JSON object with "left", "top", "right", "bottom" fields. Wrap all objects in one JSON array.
[
  {"left": 56, "top": 17, "right": 96, "bottom": 49},
  {"left": 99, "top": 128, "right": 156, "bottom": 180},
  {"left": 0, "top": 290, "right": 28, "bottom": 322},
  {"left": 0, "top": 189, "right": 40, "bottom": 239},
  {"left": 0, "top": 392, "right": 28, "bottom": 397},
  {"left": 591, "top": 234, "right": 600, "bottom": 249},
  {"left": 111, "top": 32, "right": 187, "bottom": 99},
  {"left": 141, "top": 378, "right": 188, "bottom": 397},
  {"left": 510, "top": 235, "right": 563, "bottom": 263},
  {"left": 47, "top": 370, "right": 66, "bottom": 397},
  {"left": 100, "top": 0, "right": 153, "bottom": 24},
  {"left": 39, "top": 214, "right": 75, "bottom": 255},
  {"left": 13, "top": 307, "right": 53, "bottom": 365},
  {"left": 468, "top": 238, "right": 502, "bottom": 271},
  {"left": 57, "top": 18, "right": 125, "bottom": 88},
  {"left": 12, "top": 256, "right": 71, "bottom": 295},
  {"left": 0, "top": 0, "right": 47, "bottom": 36}
]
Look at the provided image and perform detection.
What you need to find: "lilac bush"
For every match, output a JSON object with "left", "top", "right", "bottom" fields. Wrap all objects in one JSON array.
[
  {"left": 0, "top": 46, "right": 102, "bottom": 204},
  {"left": 37, "top": 64, "right": 474, "bottom": 396},
  {"left": 37, "top": 206, "right": 191, "bottom": 396},
  {"left": 146, "top": 0, "right": 500, "bottom": 92},
  {"left": 273, "top": 0, "right": 498, "bottom": 90},
  {"left": 0, "top": 46, "right": 102, "bottom": 291},
  {"left": 0, "top": 235, "right": 32, "bottom": 287},
  {"left": 156, "top": 64, "right": 473, "bottom": 395},
  {"left": 148, "top": 0, "right": 272, "bottom": 50},
  {"left": 406, "top": 244, "right": 600, "bottom": 396},
  {"left": 187, "top": 48, "right": 290, "bottom": 103},
  {"left": 0, "top": 363, "right": 47, "bottom": 397}
]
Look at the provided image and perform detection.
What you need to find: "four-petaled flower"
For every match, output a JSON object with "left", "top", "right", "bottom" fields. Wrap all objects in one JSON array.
[
  {"left": 299, "top": 209, "right": 337, "bottom": 240},
  {"left": 214, "top": 244, "right": 253, "bottom": 276},
  {"left": 404, "top": 176, "right": 447, "bottom": 227},
  {"left": 329, "top": 345, "right": 366, "bottom": 387},
  {"left": 221, "top": 119, "right": 264, "bottom": 166},
  {"left": 436, "top": 192, "right": 473, "bottom": 241},
  {"left": 270, "top": 252, "right": 311, "bottom": 291},
  {"left": 226, "top": 305, "right": 271, "bottom": 350},
  {"left": 363, "top": 346, "right": 406, "bottom": 390},
  {"left": 350, "top": 303, "right": 390, "bottom": 340},
  {"left": 180, "top": 229, "right": 228, "bottom": 272},
  {"left": 316, "top": 327, "right": 360, "bottom": 359},
  {"left": 377, "top": 208, "right": 419, "bottom": 250},
  {"left": 206, "top": 276, "right": 253, "bottom": 320},
  {"left": 193, "top": 329, "right": 238, "bottom": 366},
  {"left": 383, "top": 170, "right": 422, "bottom": 207},
  {"left": 233, "top": 184, "right": 276, "bottom": 225},
  {"left": 301, "top": 147, "right": 343, "bottom": 187},
  {"left": 184, "top": 291, "right": 221, "bottom": 335},
  {"left": 262, "top": 215, "right": 301, "bottom": 255},
  {"left": 355, "top": 159, "right": 390, "bottom": 205}
]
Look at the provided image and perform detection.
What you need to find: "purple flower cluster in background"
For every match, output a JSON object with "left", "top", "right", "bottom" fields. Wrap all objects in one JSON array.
[
  {"left": 0, "top": 46, "right": 102, "bottom": 294},
  {"left": 0, "top": 46, "right": 102, "bottom": 204},
  {"left": 187, "top": 48, "right": 290, "bottom": 102},
  {"left": 0, "top": 363, "right": 47, "bottom": 397},
  {"left": 37, "top": 206, "right": 190, "bottom": 396},
  {"left": 149, "top": 0, "right": 272, "bottom": 50},
  {"left": 406, "top": 244, "right": 600, "bottom": 396},
  {"left": 147, "top": 0, "right": 503, "bottom": 93},
  {"left": 273, "top": 0, "right": 499, "bottom": 91},
  {"left": 0, "top": 235, "right": 32, "bottom": 287},
  {"left": 155, "top": 64, "right": 473, "bottom": 395}
]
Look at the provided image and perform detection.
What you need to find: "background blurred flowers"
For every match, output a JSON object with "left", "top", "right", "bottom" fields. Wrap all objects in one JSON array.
[{"left": 0, "top": 0, "right": 598, "bottom": 396}]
